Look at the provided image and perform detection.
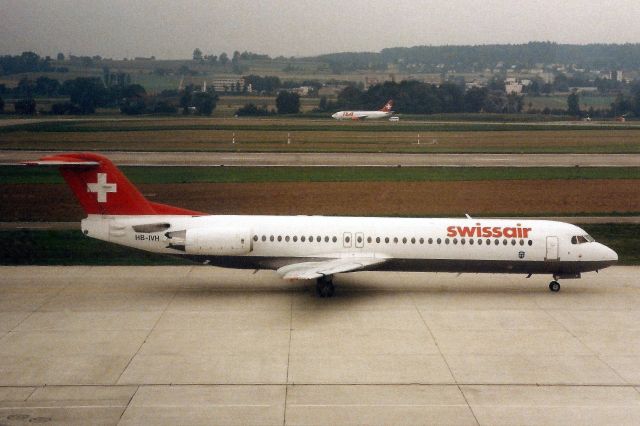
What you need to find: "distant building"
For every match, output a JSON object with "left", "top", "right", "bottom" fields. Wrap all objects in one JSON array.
[
  {"left": 210, "top": 78, "right": 250, "bottom": 93},
  {"left": 616, "top": 70, "right": 624, "bottom": 82},
  {"left": 290, "top": 86, "right": 312, "bottom": 96},
  {"left": 505, "top": 82, "right": 523, "bottom": 95}
]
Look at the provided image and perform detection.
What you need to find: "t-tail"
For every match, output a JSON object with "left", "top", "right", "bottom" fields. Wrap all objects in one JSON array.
[
  {"left": 379, "top": 100, "right": 393, "bottom": 113},
  {"left": 23, "top": 152, "right": 202, "bottom": 216}
]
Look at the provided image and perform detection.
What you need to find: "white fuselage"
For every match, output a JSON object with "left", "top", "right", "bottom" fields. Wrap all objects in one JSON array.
[
  {"left": 81, "top": 215, "right": 617, "bottom": 276},
  {"left": 331, "top": 110, "right": 392, "bottom": 120}
]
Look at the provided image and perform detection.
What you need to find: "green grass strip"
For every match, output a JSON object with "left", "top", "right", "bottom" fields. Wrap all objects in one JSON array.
[
  {"left": 1, "top": 225, "right": 637, "bottom": 265},
  {"left": 2, "top": 165, "right": 639, "bottom": 184},
  {"left": 1, "top": 121, "right": 637, "bottom": 134}
]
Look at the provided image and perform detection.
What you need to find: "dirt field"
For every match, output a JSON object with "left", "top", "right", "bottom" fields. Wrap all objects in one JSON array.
[
  {"left": 1, "top": 129, "right": 639, "bottom": 153},
  {"left": 2, "top": 180, "right": 638, "bottom": 222}
]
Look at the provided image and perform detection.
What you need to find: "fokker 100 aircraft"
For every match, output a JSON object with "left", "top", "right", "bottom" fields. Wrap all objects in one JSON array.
[
  {"left": 25, "top": 153, "right": 617, "bottom": 297},
  {"left": 332, "top": 100, "right": 394, "bottom": 120}
]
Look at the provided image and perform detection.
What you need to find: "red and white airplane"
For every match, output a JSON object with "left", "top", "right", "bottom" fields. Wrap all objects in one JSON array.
[
  {"left": 332, "top": 100, "right": 394, "bottom": 120},
  {"left": 25, "top": 153, "right": 617, "bottom": 297}
]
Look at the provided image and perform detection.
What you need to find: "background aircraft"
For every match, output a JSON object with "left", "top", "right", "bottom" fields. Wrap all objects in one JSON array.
[
  {"left": 332, "top": 100, "right": 394, "bottom": 120},
  {"left": 25, "top": 153, "right": 617, "bottom": 297}
]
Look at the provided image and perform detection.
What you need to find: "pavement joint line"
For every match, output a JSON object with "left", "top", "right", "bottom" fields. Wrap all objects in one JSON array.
[
  {"left": 540, "top": 306, "right": 632, "bottom": 386},
  {"left": 116, "top": 385, "right": 139, "bottom": 426},
  {"left": 2, "top": 383, "right": 640, "bottom": 389},
  {"left": 113, "top": 285, "right": 178, "bottom": 386},
  {"left": 410, "top": 293, "right": 481, "bottom": 426},
  {"left": 283, "top": 295, "right": 294, "bottom": 425},
  {"left": 5, "top": 267, "right": 75, "bottom": 335}
]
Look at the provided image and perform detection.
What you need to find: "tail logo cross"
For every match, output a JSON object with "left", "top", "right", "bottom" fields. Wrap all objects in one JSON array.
[{"left": 87, "top": 173, "right": 117, "bottom": 203}]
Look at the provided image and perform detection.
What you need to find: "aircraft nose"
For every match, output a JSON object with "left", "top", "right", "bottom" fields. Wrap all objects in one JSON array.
[
  {"left": 602, "top": 244, "right": 618, "bottom": 262},
  {"left": 595, "top": 242, "right": 618, "bottom": 268},
  {"left": 331, "top": 113, "right": 337, "bottom": 118}
]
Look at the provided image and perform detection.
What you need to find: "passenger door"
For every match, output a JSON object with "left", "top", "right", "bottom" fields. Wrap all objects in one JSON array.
[{"left": 545, "top": 236, "right": 560, "bottom": 261}]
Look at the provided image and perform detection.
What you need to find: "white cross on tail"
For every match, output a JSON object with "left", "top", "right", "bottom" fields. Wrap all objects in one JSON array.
[{"left": 87, "top": 173, "right": 117, "bottom": 203}]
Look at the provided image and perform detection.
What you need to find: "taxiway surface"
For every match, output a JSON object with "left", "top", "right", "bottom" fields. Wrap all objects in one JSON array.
[
  {"left": 1, "top": 266, "right": 640, "bottom": 425},
  {"left": 2, "top": 150, "right": 640, "bottom": 167}
]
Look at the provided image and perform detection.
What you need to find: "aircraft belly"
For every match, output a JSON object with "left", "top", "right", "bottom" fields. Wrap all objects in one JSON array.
[{"left": 183, "top": 255, "right": 610, "bottom": 275}]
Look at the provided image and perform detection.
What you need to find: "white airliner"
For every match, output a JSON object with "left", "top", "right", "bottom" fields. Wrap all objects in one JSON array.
[
  {"left": 25, "top": 153, "right": 617, "bottom": 297},
  {"left": 332, "top": 100, "right": 394, "bottom": 120}
]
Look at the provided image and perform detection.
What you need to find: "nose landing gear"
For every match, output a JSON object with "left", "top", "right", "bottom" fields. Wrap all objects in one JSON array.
[
  {"left": 549, "top": 280, "right": 561, "bottom": 292},
  {"left": 316, "top": 276, "right": 335, "bottom": 298}
]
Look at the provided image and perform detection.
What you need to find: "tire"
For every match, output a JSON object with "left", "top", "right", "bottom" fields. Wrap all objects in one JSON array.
[{"left": 549, "top": 281, "right": 561, "bottom": 292}]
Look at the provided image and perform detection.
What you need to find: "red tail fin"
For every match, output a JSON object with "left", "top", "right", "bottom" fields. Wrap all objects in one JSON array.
[
  {"left": 379, "top": 100, "right": 393, "bottom": 112},
  {"left": 24, "top": 153, "right": 202, "bottom": 216}
]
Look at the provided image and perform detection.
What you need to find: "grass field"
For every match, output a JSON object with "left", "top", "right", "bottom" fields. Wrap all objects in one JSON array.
[
  {"left": 524, "top": 95, "right": 615, "bottom": 111},
  {"left": 2, "top": 120, "right": 640, "bottom": 153},
  {"left": 2, "top": 165, "right": 639, "bottom": 184},
  {"left": 2, "top": 224, "right": 637, "bottom": 265}
]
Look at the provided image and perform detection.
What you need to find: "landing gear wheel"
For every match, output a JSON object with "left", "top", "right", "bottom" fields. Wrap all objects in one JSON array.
[
  {"left": 316, "top": 277, "right": 335, "bottom": 298},
  {"left": 549, "top": 281, "right": 561, "bottom": 292}
]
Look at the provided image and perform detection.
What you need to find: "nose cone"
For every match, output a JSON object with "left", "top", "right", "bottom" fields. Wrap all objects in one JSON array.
[
  {"left": 331, "top": 113, "right": 338, "bottom": 119},
  {"left": 597, "top": 243, "right": 618, "bottom": 268}
]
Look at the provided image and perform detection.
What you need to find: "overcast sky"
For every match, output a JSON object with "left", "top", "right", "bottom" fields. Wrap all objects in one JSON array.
[{"left": 1, "top": 0, "right": 639, "bottom": 59}]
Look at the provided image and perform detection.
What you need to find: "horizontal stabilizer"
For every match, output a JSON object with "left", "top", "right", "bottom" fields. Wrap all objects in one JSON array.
[{"left": 23, "top": 160, "right": 99, "bottom": 167}]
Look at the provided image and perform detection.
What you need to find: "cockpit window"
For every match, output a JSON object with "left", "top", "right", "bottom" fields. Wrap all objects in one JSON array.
[{"left": 571, "top": 235, "right": 593, "bottom": 244}]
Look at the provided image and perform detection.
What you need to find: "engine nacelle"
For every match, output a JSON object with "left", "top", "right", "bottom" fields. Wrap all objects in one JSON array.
[{"left": 185, "top": 227, "right": 252, "bottom": 256}]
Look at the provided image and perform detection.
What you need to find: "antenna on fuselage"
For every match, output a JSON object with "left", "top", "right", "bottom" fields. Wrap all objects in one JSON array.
[{"left": 465, "top": 214, "right": 472, "bottom": 219}]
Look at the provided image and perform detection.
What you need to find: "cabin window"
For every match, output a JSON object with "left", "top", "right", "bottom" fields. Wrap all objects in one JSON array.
[
  {"left": 428, "top": 238, "right": 433, "bottom": 244},
  {"left": 503, "top": 239, "right": 508, "bottom": 245},
  {"left": 277, "top": 236, "right": 282, "bottom": 242},
  {"left": 253, "top": 235, "right": 258, "bottom": 242},
  {"left": 270, "top": 236, "right": 274, "bottom": 242},
  {"left": 261, "top": 235, "right": 266, "bottom": 242},
  {"left": 469, "top": 239, "right": 474, "bottom": 245},
  {"left": 285, "top": 236, "right": 290, "bottom": 242},
  {"left": 345, "top": 236, "right": 351, "bottom": 243},
  {"left": 333, "top": 236, "right": 337, "bottom": 243},
  {"left": 376, "top": 237, "right": 381, "bottom": 243},
  {"left": 437, "top": 238, "right": 442, "bottom": 244},
  {"left": 453, "top": 238, "right": 458, "bottom": 245},
  {"left": 293, "top": 236, "right": 298, "bottom": 242},
  {"left": 402, "top": 237, "right": 407, "bottom": 244},
  {"left": 385, "top": 237, "right": 390, "bottom": 243},
  {"left": 411, "top": 237, "right": 416, "bottom": 244},
  {"left": 308, "top": 235, "right": 313, "bottom": 242},
  {"left": 487, "top": 239, "right": 492, "bottom": 245},
  {"left": 494, "top": 239, "right": 499, "bottom": 246},
  {"left": 420, "top": 238, "right": 424, "bottom": 244},
  {"left": 301, "top": 236, "right": 306, "bottom": 242},
  {"left": 461, "top": 238, "right": 466, "bottom": 245},
  {"left": 324, "top": 236, "right": 328, "bottom": 242},
  {"left": 394, "top": 237, "right": 399, "bottom": 244},
  {"left": 357, "top": 236, "right": 363, "bottom": 243},
  {"left": 528, "top": 240, "right": 533, "bottom": 246},
  {"left": 519, "top": 239, "right": 524, "bottom": 246},
  {"left": 445, "top": 238, "right": 450, "bottom": 245}
]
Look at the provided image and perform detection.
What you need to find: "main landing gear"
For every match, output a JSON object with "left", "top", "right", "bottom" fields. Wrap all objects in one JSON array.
[
  {"left": 549, "top": 278, "right": 561, "bottom": 292},
  {"left": 316, "top": 276, "right": 335, "bottom": 298}
]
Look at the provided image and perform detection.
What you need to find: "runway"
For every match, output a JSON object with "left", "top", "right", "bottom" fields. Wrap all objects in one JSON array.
[
  {"left": 1, "top": 266, "right": 639, "bottom": 425},
  {"left": 2, "top": 150, "right": 640, "bottom": 167}
]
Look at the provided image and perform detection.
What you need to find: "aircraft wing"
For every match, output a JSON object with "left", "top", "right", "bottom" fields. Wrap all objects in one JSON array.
[{"left": 277, "top": 256, "right": 387, "bottom": 280}]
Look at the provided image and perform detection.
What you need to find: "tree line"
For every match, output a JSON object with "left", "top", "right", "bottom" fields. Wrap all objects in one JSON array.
[{"left": 313, "top": 42, "right": 640, "bottom": 73}]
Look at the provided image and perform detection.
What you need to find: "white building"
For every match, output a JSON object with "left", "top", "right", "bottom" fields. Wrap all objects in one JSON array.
[{"left": 210, "top": 78, "right": 250, "bottom": 93}]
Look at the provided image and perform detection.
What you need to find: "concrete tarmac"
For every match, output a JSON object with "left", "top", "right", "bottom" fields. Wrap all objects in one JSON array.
[
  {"left": 1, "top": 266, "right": 640, "bottom": 425},
  {"left": 3, "top": 150, "right": 640, "bottom": 167}
]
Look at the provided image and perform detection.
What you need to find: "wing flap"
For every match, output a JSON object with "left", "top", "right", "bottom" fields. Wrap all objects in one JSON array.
[{"left": 277, "top": 256, "right": 387, "bottom": 280}]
